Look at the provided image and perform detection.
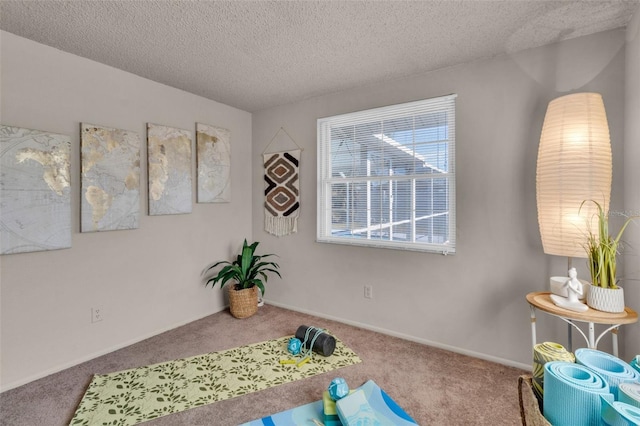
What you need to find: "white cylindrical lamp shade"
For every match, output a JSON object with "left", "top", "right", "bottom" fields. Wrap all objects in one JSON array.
[{"left": 536, "top": 92, "right": 612, "bottom": 258}]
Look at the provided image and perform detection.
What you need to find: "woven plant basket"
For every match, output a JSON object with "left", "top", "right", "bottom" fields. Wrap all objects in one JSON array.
[
  {"left": 518, "top": 375, "right": 551, "bottom": 426},
  {"left": 228, "top": 285, "right": 258, "bottom": 319}
]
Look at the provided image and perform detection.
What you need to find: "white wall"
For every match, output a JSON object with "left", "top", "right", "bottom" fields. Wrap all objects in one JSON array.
[
  {"left": 624, "top": 5, "right": 640, "bottom": 358},
  {"left": 0, "top": 31, "right": 253, "bottom": 390},
  {"left": 252, "top": 29, "right": 629, "bottom": 368}
]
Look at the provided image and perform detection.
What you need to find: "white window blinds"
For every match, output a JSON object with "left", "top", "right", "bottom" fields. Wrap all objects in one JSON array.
[{"left": 317, "top": 94, "right": 457, "bottom": 253}]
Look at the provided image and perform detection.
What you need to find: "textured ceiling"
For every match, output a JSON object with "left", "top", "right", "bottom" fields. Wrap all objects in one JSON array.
[{"left": 1, "top": 0, "right": 638, "bottom": 112}]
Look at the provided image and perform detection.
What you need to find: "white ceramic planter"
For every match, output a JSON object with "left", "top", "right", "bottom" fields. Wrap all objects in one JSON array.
[{"left": 587, "top": 285, "right": 625, "bottom": 313}]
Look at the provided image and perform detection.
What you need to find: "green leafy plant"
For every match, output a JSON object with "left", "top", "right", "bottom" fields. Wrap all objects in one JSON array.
[
  {"left": 581, "top": 200, "right": 637, "bottom": 289},
  {"left": 204, "top": 239, "right": 281, "bottom": 296}
]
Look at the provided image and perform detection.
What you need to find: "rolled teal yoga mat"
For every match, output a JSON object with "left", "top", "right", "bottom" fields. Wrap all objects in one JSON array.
[
  {"left": 619, "top": 382, "right": 640, "bottom": 409},
  {"left": 575, "top": 348, "right": 640, "bottom": 397},
  {"left": 631, "top": 356, "right": 640, "bottom": 374},
  {"left": 543, "top": 361, "right": 613, "bottom": 426},
  {"left": 601, "top": 396, "right": 640, "bottom": 426}
]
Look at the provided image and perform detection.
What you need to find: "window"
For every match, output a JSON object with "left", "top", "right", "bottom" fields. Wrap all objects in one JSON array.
[{"left": 317, "top": 94, "right": 457, "bottom": 253}]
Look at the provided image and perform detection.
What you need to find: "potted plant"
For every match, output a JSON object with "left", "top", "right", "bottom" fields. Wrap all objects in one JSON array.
[
  {"left": 581, "top": 200, "right": 636, "bottom": 313},
  {"left": 204, "top": 239, "right": 281, "bottom": 319}
]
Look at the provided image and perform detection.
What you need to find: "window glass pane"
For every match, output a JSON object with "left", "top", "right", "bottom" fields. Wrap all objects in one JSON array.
[
  {"left": 330, "top": 180, "right": 369, "bottom": 237},
  {"left": 391, "top": 179, "right": 413, "bottom": 242},
  {"left": 370, "top": 180, "right": 389, "bottom": 241},
  {"left": 414, "top": 141, "right": 449, "bottom": 173},
  {"left": 330, "top": 182, "right": 349, "bottom": 231},
  {"left": 415, "top": 111, "right": 448, "bottom": 138},
  {"left": 384, "top": 142, "right": 415, "bottom": 176},
  {"left": 355, "top": 122, "right": 383, "bottom": 177},
  {"left": 331, "top": 138, "right": 356, "bottom": 177},
  {"left": 415, "top": 177, "right": 450, "bottom": 243}
]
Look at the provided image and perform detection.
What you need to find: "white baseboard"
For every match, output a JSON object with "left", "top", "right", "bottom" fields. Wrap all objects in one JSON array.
[
  {"left": 2, "top": 301, "right": 530, "bottom": 393},
  {"left": 265, "top": 299, "right": 531, "bottom": 372},
  {"left": 0, "top": 307, "right": 227, "bottom": 393}
]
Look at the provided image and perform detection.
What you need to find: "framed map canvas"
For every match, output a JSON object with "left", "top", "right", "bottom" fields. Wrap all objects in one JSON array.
[
  {"left": 0, "top": 125, "right": 71, "bottom": 254},
  {"left": 81, "top": 123, "right": 141, "bottom": 232},
  {"left": 196, "top": 123, "right": 231, "bottom": 203},
  {"left": 147, "top": 123, "right": 192, "bottom": 215}
]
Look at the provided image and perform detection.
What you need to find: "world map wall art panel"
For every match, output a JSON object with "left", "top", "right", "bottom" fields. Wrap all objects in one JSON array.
[
  {"left": 196, "top": 123, "right": 231, "bottom": 203},
  {"left": 147, "top": 123, "right": 192, "bottom": 215},
  {"left": 0, "top": 125, "right": 72, "bottom": 254},
  {"left": 81, "top": 123, "right": 141, "bottom": 232}
]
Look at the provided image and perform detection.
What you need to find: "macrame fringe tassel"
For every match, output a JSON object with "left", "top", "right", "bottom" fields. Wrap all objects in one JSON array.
[{"left": 265, "top": 215, "right": 298, "bottom": 237}]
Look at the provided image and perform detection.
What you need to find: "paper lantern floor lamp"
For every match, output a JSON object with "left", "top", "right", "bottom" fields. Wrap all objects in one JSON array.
[
  {"left": 536, "top": 92, "right": 612, "bottom": 315},
  {"left": 536, "top": 92, "right": 612, "bottom": 261}
]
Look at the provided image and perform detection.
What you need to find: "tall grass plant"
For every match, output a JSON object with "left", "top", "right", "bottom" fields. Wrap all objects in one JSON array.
[{"left": 581, "top": 200, "right": 636, "bottom": 289}]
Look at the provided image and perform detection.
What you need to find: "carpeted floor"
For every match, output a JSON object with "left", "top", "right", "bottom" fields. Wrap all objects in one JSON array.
[{"left": 0, "top": 305, "right": 526, "bottom": 425}]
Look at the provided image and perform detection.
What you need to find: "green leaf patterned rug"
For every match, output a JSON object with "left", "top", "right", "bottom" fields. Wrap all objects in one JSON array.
[{"left": 70, "top": 335, "right": 361, "bottom": 426}]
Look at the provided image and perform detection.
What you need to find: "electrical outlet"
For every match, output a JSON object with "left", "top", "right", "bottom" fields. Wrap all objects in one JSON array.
[
  {"left": 91, "top": 306, "right": 103, "bottom": 323},
  {"left": 364, "top": 285, "right": 373, "bottom": 299}
]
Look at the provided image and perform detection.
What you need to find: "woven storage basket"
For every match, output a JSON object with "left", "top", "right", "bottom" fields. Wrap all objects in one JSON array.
[
  {"left": 228, "top": 285, "right": 258, "bottom": 319},
  {"left": 518, "top": 375, "right": 551, "bottom": 426}
]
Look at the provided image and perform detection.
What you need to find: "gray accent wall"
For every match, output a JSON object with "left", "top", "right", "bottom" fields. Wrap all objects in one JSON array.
[{"left": 252, "top": 28, "right": 630, "bottom": 369}]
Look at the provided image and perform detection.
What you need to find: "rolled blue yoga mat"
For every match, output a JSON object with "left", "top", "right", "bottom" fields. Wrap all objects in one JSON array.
[
  {"left": 575, "top": 349, "right": 640, "bottom": 398},
  {"left": 618, "top": 382, "right": 640, "bottom": 409},
  {"left": 601, "top": 396, "right": 640, "bottom": 426},
  {"left": 631, "top": 356, "right": 640, "bottom": 375},
  {"left": 543, "top": 361, "right": 614, "bottom": 426}
]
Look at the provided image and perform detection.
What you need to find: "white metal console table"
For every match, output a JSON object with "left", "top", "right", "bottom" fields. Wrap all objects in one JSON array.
[{"left": 526, "top": 291, "right": 638, "bottom": 357}]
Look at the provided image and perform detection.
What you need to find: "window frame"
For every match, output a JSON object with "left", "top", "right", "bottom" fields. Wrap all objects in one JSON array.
[{"left": 316, "top": 94, "right": 457, "bottom": 253}]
